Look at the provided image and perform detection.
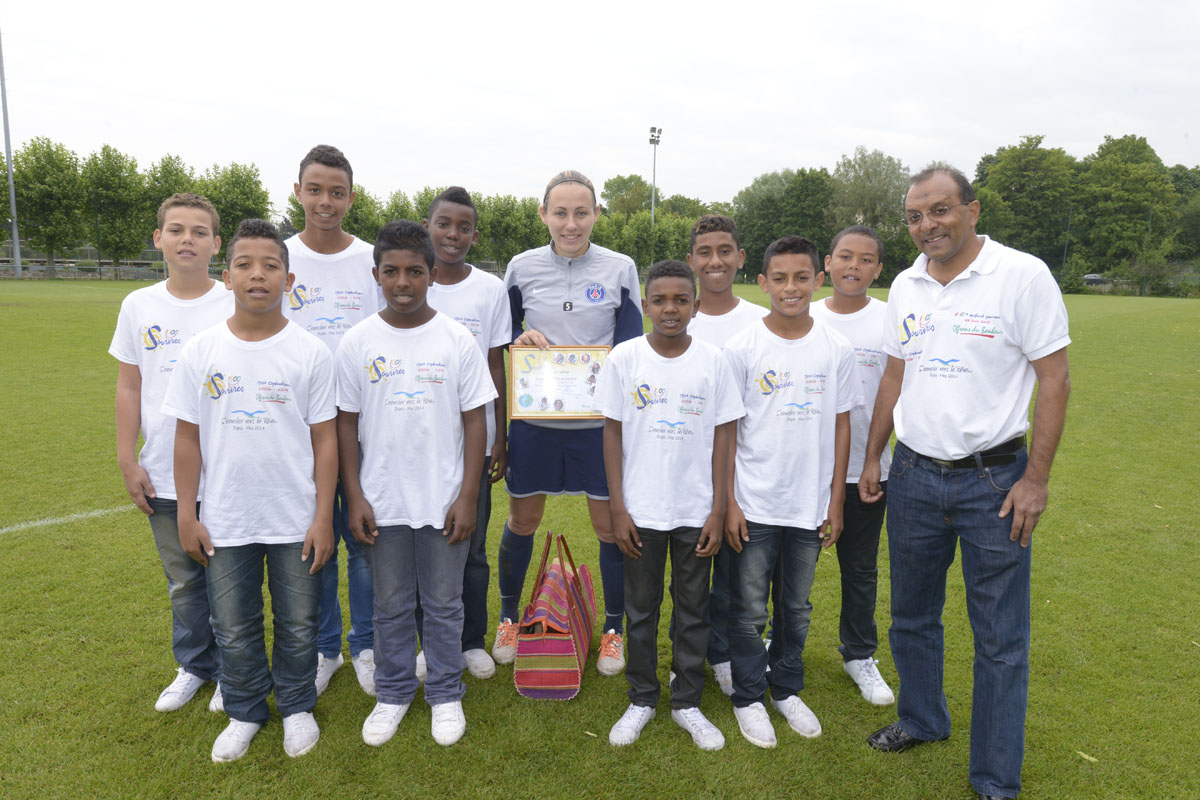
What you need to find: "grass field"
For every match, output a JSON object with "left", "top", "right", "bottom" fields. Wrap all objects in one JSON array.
[{"left": 0, "top": 280, "right": 1197, "bottom": 799}]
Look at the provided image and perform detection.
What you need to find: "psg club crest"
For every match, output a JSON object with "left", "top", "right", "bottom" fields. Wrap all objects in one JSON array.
[{"left": 585, "top": 283, "right": 605, "bottom": 304}]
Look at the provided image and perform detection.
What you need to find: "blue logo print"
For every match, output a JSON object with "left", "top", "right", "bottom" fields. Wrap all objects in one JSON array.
[
  {"left": 392, "top": 390, "right": 425, "bottom": 398},
  {"left": 585, "top": 283, "right": 605, "bottom": 304},
  {"left": 316, "top": 316, "right": 344, "bottom": 324},
  {"left": 784, "top": 402, "right": 813, "bottom": 409},
  {"left": 929, "top": 357, "right": 960, "bottom": 366},
  {"left": 231, "top": 409, "right": 267, "bottom": 418},
  {"left": 656, "top": 420, "right": 685, "bottom": 428}
]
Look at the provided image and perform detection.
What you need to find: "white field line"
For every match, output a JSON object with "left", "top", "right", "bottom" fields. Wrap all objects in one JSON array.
[{"left": 0, "top": 505, "right": 138, "bottom": 535}]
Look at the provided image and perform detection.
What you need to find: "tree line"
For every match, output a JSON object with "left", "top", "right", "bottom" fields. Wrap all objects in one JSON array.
[{"left": 4, "top": 134, "right": 1197, "bottom": 295}]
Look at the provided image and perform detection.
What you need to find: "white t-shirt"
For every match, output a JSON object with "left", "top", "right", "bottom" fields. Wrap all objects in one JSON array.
[
  {"left": 428, "top": 266, "right": 511, "bottom": 453},
  {"left": 595, "top": 336, "right": 744, "bottom": 530},
  {"left": 335, "top": 312, "right": 497, "bottom": 528},
  {"left": 161, "top": 321, "right": 336, "bottom": 546},
  {"left": 689, "top": 298, "right": 769, "bottom": 348},
  {"left": 811, "top": 296, "right": 893, "bottom": 483},
  {"left": 884, "top": 236, "right": 1071, "bottom": 460},
  {"left": 108, "top": 280, "right": 233, "bottom": 500},
  {"left": 724, "top": 319, "right": 861, "bottom": 529},
  {"left": 284, "top": 234, "right": 382, "bottom": 355}
]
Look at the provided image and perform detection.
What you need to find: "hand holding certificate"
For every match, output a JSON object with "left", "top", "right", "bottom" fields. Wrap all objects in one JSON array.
[{"left": 509, "top": 346, "right": 609, "bottom": 420}]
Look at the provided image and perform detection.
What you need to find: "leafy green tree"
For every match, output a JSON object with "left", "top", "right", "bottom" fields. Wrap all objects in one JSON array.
[
  {"left": 659, "top": 194, "right": 708, "bottom": 219},
  {"left": 977, "top": 135, "right": 1076, "bottom": 269},
  {"left": 382, "top": 190, "right": 415, "bottom": 222},
  {"left": 1075, "top": 139, "right": 1180, "bottom": 292},
  {"left": 1174, "top": 191, "right": 1200, "bottom": 259},
  {"left": 411, "top": 186, "right": 443, "bottom": 223},
  {"left": 195, "top": 162, "right": 270, "bottom": 259},
  {"left": 342, "top": 185, "right": 385, "bottom": 243},
  {"left": 13, "top": 137, "right": 85, "bottom": 273},
  {"left": 732, "top": 169, "right": 793, "bottom": 275},
  {"left": 144, "top": 154, "right": 196, "bottom": 231},
  {"left": 82, "top": 145, "right": 148, "bottom": 266},
  {"left": 601, "top": 174, "right": 659, "bottom": 217},
  {"left": 475, "top": 194, "right": 542, "bottom": 268},
  {"left": 1167, "top": 164, "right": 1200, "bottom": 198},
  {"left": 780, "top": 168, "right": 836, "bottom": 255},
  {"left": 830, "top": 147, "right": 915, "bottom": 282},
  {"left": 708, "top": 201, "right": 735, "bottom": 218}
]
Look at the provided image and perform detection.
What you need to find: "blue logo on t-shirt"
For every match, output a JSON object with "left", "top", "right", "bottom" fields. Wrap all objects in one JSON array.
[{"left": 585, "top": 283, "right": 605, "bottom": 303}]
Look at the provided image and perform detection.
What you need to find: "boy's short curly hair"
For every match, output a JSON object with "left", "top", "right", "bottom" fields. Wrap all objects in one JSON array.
[
  {"left": 298, "top": 144, "right": 353, "bottom": 186},
  {"left": 156, "top": 192, "right": 219, "bottom": 232},
  {"left": 689, "top": 214, "right": 740, "bottom": 252},
  {"left": 227, "top": 219, "right": 289, "bottom": 271},
  {"left": 645, "top": 259, "right": 696, "bottom": 296},
  {"left": 374, "top": 220, "right": 435, "bottom": 269}
]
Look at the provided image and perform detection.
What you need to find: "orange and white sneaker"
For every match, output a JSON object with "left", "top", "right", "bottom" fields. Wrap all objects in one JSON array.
[
  {"left": 597, "top": 629, "right": 626, "bottom": 675},
  {"left": 492, "top": 618, "right": 518, "bottom": 665}
]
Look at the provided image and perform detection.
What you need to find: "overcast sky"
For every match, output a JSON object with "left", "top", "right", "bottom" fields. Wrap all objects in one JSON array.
[{"left": 3, "top": 1, "right": 1198, "bottom": 216}]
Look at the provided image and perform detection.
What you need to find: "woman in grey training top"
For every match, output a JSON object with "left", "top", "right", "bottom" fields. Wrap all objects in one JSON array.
[{"left": 491, "top": 170, "right": 643, "bottom": 677}]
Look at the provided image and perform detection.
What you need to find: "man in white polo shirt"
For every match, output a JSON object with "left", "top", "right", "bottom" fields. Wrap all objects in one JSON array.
[{"left": 858, "top": 167, "right": 1071, "bottom": 800}]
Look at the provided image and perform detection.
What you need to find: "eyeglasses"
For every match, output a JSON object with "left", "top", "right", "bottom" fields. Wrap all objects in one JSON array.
[{"left": 903, "top": 202, "right": 970, "bottom": 227}]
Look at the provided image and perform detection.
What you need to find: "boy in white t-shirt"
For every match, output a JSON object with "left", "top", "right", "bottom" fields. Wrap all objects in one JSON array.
[
  {"left": 412, "top": 186, "right": 511, "bottom": 682},
  {"left": 164, "top": 219, "right": 338, "bottom": 763},
  {"left": 335, "top": 221, "right": 495, "bottom": 749},
  {"left": 598, "top": 260, "right": 744, "bottom": 752},
  {"left": 810, "top": 225, "right": 896, "bottom": 707},
  {"left": 110, "top": 192, "right": 231, "bottom": 713},
  {"left": 723, "top": 235, "right": 860, "bottom": 748},
  {"left": 684, "top": 214, "right": 768, "bottom": 696},
  {"left": 285, "top": 144, "right": 382, "bottom": 696}
]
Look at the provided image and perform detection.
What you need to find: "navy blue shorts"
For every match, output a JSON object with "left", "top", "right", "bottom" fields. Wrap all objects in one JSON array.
[{"left": 505, "top": 419, "right": 608, "bottom": 500}]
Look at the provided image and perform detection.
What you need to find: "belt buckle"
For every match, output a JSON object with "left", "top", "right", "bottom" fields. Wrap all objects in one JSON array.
[{"left": 928, "top": 456, "right": 957, "bottom": 469}]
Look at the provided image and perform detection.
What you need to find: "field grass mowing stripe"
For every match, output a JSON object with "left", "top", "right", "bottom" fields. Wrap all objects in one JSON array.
[{"left": 0, "top": 505, "right": 137, "bottom": 535}]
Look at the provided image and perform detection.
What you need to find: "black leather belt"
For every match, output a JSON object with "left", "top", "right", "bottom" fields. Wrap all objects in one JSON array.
[{"left": 918, "top": 437, "right": 1025, "bottom": 470}]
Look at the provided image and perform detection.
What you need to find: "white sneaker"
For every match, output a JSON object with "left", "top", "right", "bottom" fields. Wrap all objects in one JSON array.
[
  {"left": 733, "top": 702, "right": 777, "bottom": 749},
  {"left": 431, "top": 701, "right": 466, "bottom": 746},
  {"left": 315, "top": 652, "right": 343, "bottom": 696},
  {"left": 362, "top": 702, "right": 409, "bottom": 747},
  {"left": 211, "top": 719, "right": 261, "bottom": 763},
  {"left": 208, "top": 683, "right": 224, "bottom": 713},
  {"left": 492, "top": 619, "right": 517, "bottom": 665},
  {"left": 711, "top": 661, "right": 734, "bottom": 696},
  {"left": 609, "top": 704, "right": 655, "bottom": 746},
  {"left": 597, "top": 629, "right": 626, "bottom": 676},
  {"left": 463, "top": 648, "right": 496, "bottom": 679},
  {"left": 352, "top": 650, "right": 376, "bottom": 697},
  {"left": 772, "top": 694, "right": 822, "bottom": 738},
  {"left": 282, "top": 711, "right": 320, "bottom": 758},
  {"left": 671, "top": 707, "right": 725, "bottom": 751},
  {"left": 415, "top": 650, "right": 428, "bottom": 683},
  {"left": 844, "top": 657, "right": 895, "bottom": 706},
  {"left": 155, "top": 668, "right": 206, "bottom": 712}
]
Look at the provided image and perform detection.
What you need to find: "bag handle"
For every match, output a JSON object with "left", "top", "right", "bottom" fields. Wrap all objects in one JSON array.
[
  {"left": 527, "top": 530, "right": 554, "bottom": 604},
  {"left": 556, "top": 532, "right": 580, "bottom": 581}
]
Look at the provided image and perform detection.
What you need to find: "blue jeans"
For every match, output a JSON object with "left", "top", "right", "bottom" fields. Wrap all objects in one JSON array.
[
  {"left": 624, "top": 527, "right": 710, "bottom": 710},
  {"left": 206, "top": 541, "right": 321, "bottom": 724},
  {"left": 317, "top": 478, "right": 374, "bottom": 657},
  {"left": 146, "top": 497, "right": 219, "bottom": 681},
  {"left": 887, "top": 440, "right": 1031, "bottom": 799},
  {"left": 835, "top": 482, "right": 887, "bottom": 662},
  {"left": 728, "top": 522, "right": 821, "bottom": 706},
  {"left": 366, "top": 524, "right": 470, "bottom": 706},
  {"left": 416, "top": 460, "right": 492, "bottom": 651}
]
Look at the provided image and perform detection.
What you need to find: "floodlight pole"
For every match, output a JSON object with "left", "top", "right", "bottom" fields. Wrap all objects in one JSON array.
[
  {"left": 649, "top": 126, "right": 662, "bottom": 226},
  {"left": 0, "top": 27, "right": 22, "bottom": 276}
]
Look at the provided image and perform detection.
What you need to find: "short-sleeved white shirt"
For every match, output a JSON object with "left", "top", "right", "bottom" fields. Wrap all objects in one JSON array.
[
  {"left": 284, "top": 234, "right": 382, "bottom": 356},
  {"left": 428, "top": 266, "right": 512, "bottom": 452},
  {"left": 595, "top": 336, "right": 744, "bottom": 530},
  {"left": 161, "top": 321, "right": 336, "bottom": 546},
  {"left": 108, "top": 281, "right": 233, "bottom": 499},
  {"left": 811, "top": 296, "right": 893, "bottom": 483},
  {"left": 883, "top": 237, "right": 1071, "bottom": 460},
  {"left": 724, "top": 319, "right": 861, "bottom": 529},
  {"left": 335, "top": 312, "right": 497, "bottom": 528},
  {"left": 689, "top": 298, "right": 769, "bottom": 347}
]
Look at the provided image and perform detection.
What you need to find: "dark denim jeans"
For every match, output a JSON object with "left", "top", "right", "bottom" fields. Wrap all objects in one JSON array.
[
  {"left": 367, "top": 524, "right": 469, "bottom": 707},
  {"left": 146, "top": 497, "right": 219, "bottom": 681},
  {"left": 728, "top": 522, "right": 821, "bottom": 707},
  {"left": 206, "top": 541, "right": 321, "bottom": 724},
  {"left": 416, "top": 460, "right": 492, "bottom": 652},
  {"left": 835, "top": 482, "right": 888, "bottom": 662},
  {"left": 317, "top": 479, "right": 374, "bottom": 658},
  {"left": 624, "top": 526, "right": 710, "bottom": 710},
  {"left": 887, "top": 440, "right": 1031, "bottom": 799}
]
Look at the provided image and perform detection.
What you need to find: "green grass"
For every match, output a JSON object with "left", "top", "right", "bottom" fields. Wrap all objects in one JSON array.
[{"left": 1, "top": 281, "right": 1197, "bottom": 799}]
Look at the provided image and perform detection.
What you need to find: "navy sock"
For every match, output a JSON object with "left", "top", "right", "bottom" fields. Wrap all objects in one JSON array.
[
  {"left": 598, "top": 540, "right": 625, "bottom": 634},
  {"left": 498, "top": 524, "right": 534, "bottom": 623}
]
